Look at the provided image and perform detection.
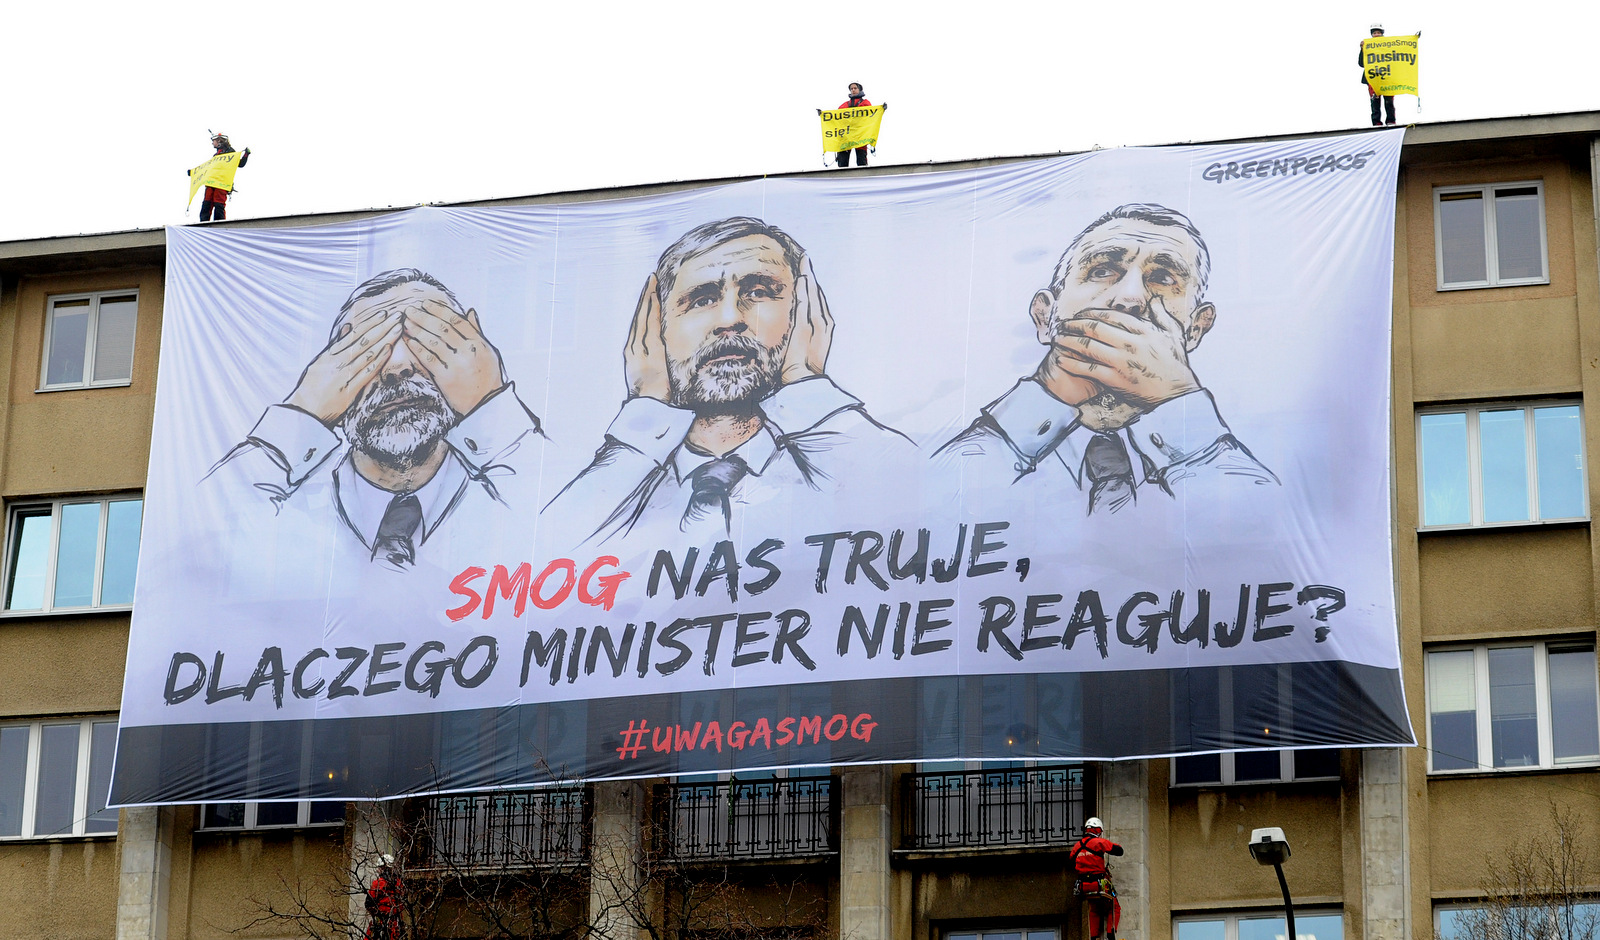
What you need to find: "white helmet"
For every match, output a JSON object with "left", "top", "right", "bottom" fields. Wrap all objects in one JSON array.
[
  {"left": 1369, "top": 22, "right": 1384, "bottom": 31},
  {"left": 1085, "top": 817, "right": 1104, "bottom": 832},
  {"left": 378, "top": 853, "right": 394, "bottom": 866}
]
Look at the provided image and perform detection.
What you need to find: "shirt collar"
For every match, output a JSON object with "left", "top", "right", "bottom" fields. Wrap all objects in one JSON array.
[
  {"left": 670, "top": 423, "right": 780, "bottom": 483},
  {"left": 333, "top": 450, "right": 471, "bottom": 550}
]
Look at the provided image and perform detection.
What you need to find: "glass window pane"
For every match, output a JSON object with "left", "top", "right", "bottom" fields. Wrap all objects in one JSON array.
[
  {"left": 1298, "top": 913, "right": 1345, "bottom": 940},
  {"left": 1548, "top": 645, "right": 1599, "bottom": 763},
  {"left": 1494, "top": 192, "right": 1544, "bottom": 280},
  {"left": 1534, "top": 406, "right": 1585, "bottom": 520},
  {"left": 1439, "top": 193, "right": 1489, "bottom": 285},
  {"left": 1437, "top": 908, "right": 1478, "bottom": 940},
  {"left": 4, "top": 510, "right": 53, "bottom": 611},
  {"left": 0, "top": 726, "right": 30, "bottom": 837},
  {"left": 1428, "top": 650, "right": 1478, "bottom": 770},
  {"left": 308, "top": 801, "right": 345, "bottom": 825},
  {"left": 1176, "top": 921, "right": 1226, "bottom": 940},
  {"left": 45, "top": 301, "right": 90, "bottom": 386},
  {"left": 100, "top": 500, "right": 143, "bottom": 606},
  {"left": 34, "top": 724, "right": 80, "bottom": 836},
  {"left": 1488, "top": 646, "right": 1539, "bottom": 768},
  {"left": 1479, "top": 409, "right": 1530, "bottom": 523},
  {"left": 255, "top": 801, "right": 299, "bottom": 827},
  {"left": 52, "top": 502, "right": 101, "bottom": 608},
  {"left": 91, "top": 297, "right": 137, "bottom": 383},
  {"left": 84, "top": 721, "right": 117, "bottom": 833},
  {"left": 1239, "top": 915, "right": 1288, "bottom": 940},
  {"left": 1420, "top": 413, "right": 1470, "bottom": 526},
  {"left": 1173, "top": 754, "right": 1221, "bottom": 785},
  {"left": 202, "top": 803, "right": 247, "bottom": 828},
  {"left": 1293, "top": 748, "right": 1341, "bottom": 779},
  {"left": 1233, "top": 750, "right": 1282, "bottom": 782}
]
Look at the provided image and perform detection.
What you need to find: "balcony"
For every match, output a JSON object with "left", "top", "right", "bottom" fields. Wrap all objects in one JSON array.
[
  {"left": 903, "top": 766, "right": 1085, "bottom": 851},
  {"left": 423, "top": 787, "right": 588, "bottom": 869},
  {"left": 654, "top": 776, "right": 838, "bottom": 862}
]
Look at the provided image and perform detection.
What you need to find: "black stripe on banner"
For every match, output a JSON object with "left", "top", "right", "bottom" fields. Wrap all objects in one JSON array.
[{"left": 110, "top": 660, "right": 1410, "bottom": 804}]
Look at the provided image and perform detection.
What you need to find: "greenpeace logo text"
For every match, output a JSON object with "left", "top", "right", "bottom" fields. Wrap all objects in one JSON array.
[{"left": 1202, "top": 150, "right": 1377, "bottom": 184}]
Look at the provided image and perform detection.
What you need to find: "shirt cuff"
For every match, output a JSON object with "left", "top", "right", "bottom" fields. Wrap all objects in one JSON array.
[
  {"left": 1126, "top": 389, "right": 1231, "bottom": 469},
  {"left": 760, "top": 376, "right": 861, "bottom": 436},
  {"left": 982, "top": 378, "right": 1080, "bottom": 462},
  {"left": 247, "top": 405, "right": 341, "bottom": 485},
  {"left": 447, "top": 383, "right": 541, "bottom": 468},
  {"left": 606, "top": 397, "right": 695, "bottom": 465}
]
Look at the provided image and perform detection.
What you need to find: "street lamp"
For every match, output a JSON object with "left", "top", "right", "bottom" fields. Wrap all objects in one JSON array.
[{"left": 1249, "top": 827, "right": 1296, "bottom": 940}]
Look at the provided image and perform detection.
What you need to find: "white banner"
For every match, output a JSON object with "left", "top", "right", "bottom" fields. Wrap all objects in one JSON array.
[{"left": 114, "top": 131, "right": 1410, "bottom": 802}]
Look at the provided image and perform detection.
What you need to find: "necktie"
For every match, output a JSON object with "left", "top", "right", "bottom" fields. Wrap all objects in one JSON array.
[
  {"left": 682, "top": 455, "right": 750, "bottom": 533},
  {"left": 1084, "top": 433, "right": 1136, "bottom": 515},
  {"left": 373, "top": 494, "right": 423, "bottom": 567}
]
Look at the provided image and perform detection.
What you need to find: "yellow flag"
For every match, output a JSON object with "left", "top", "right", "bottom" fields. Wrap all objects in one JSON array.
[
  {"left": 187, "top": 151, "right": 246, "bottom": 207},
  {"left": 1361, "top": 34, "right": 1419, "bottom": 97},
  {"left": 820, "top": 106, "right": 885, "bottom": 153}
]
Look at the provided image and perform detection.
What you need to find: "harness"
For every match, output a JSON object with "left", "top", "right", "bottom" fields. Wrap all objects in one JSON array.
[{"left": 1068, "top": 835, "right": 1117, "bottom": 901}]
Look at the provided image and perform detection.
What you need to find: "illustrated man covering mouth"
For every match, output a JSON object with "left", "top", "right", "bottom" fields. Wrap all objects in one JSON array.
[
  {"left": 547, "top": 216, "right": 913, "bottom": 544},
  {"left": 208, "top": 268, "right": 544, "bottom": 569},
  {"left": 938, "top": 203, "right": 1276, "bottom": 512}
]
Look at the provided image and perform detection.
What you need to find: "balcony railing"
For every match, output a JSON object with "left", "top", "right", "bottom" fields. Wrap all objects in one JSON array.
[
  {"left": 904, "top": 766, "right": 1085, "bottom": 850},
  {"left": 654, "top": 776, "right": 837, "bottom": 861},
  {"left": 424, "top": 787, "right": 588, "bottom": 869}
]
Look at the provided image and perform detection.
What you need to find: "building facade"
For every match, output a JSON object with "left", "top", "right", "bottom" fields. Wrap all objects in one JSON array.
[{"left": 1, "top": 111, "right": 1598, "bottom": 940}]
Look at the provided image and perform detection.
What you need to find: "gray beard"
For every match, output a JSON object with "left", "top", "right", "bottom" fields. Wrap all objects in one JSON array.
[
  {"left": 668, "top": 333, "right": 785, "bottom": 411},
  {"left": 342, "top": 376, "right": 455, "bottom": 472}
]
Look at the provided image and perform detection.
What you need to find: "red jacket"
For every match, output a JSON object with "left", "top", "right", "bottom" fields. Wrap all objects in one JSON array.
[
  {"left": 1072, "top": 834, "right": 1122, "bottom": 878},
  {"left": 838, "top": 96, "right": 873, "bottom": 109}
]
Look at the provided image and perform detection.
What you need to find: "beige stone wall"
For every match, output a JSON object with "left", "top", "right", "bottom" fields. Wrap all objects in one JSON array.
[{"left": 1395, "top": 144, "right": 1600, "bottom": 940}]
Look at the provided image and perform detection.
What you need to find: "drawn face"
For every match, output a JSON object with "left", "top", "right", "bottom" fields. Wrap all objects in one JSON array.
[
  {"left": 336, "top": 283, "right": 457, "bottom": 470},
  {"left": 660, "top": 235, "right": 794, "bottom": 410},
  {"left": 1045, "top": 217, "right": 1215, "bottom": 351}
]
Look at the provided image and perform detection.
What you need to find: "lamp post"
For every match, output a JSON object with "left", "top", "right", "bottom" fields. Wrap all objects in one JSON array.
[{"left": 1249, "top": 827, "right": 1296, "bottom": 940}]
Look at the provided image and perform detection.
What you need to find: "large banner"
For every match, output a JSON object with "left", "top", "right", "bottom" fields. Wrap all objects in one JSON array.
[{"left": 112, "top": 130, "right": 1412, "bottom": 804}]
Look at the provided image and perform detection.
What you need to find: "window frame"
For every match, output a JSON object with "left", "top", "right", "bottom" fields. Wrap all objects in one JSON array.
[
  {"left": 2, "top": 495, "right": 144, "bottom": 616},
  {"left": 1433, "top": 181, "right": 1550, "bottom": 291},
  {"left": 38, "top": 290, "right": 140, "bottom": 391},
  {"left": 0, "top": 716, "right": 119, "bottom": 840},
  {"left": 1174, "top": 909, "right": 1345, "bottom": 940},
  {"left": 1415, "top": 400, "right": 1587, "bottom": 530},
  {"left": 1169, "top": 748, "right": 1342, "bottom": 787},
  {"left": 1435, "top": 900, "right": 1600, "bottom": 940},
  {"left": 196, "top": 800, "right": 347, "bottom": 831},
  {"left": 1425, "top": 639, "right": 1600, "bottom": 774}
]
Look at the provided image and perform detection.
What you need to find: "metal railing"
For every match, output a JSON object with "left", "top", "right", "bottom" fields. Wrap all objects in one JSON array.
[
  {"left": 654, "top": 776, "right": 837, "bottom": 861},
  {"left": 904, "top": 765, "right": 1085, "bottom": 850},
  {"left": 424, "top": 787, "right": 588, "bottom": 869}
]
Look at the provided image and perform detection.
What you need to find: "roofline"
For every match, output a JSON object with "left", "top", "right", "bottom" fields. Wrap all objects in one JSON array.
[{"left": 4, "top": 108, "right": 1597, "bottom": 265}]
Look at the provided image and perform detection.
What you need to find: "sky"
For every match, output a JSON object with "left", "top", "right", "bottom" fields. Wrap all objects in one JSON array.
[{"left": 2, "top": 0, "right": 1595, "bottom": 243}]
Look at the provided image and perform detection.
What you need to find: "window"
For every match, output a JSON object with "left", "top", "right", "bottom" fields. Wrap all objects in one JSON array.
[
  {"left": 1417, "top": 403, "right": 1585, "bottom": 528},
  {"left": 1438, "top": 902, "right": 1600, "bottom": 940},
  {"left": 198, "top": 801, "right": 345, "bottom": 830},
  {"left": 947, "top": 931, "right": 1058, "bottom": 940},
  {"left": 1427, "top": 641, "right": 1600, "bottom": 772},
  {"left": 1435, "top": 182, "right": 1548, "bottom": 290},
  {"left": 0, "top": 718, "right": 118, "bottom": 838},
  {"left": 1172, "top": 748, "right": 1341, "bottom": 786},
  {"left": 41, "top": 291, "right": 138, "bottom": 389},
  {"left": 1176, "top": 911, "right": 1343, "bottom": 940},
  {"left": 3, "top": 497, "right": 143, "bottom": 613}
]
